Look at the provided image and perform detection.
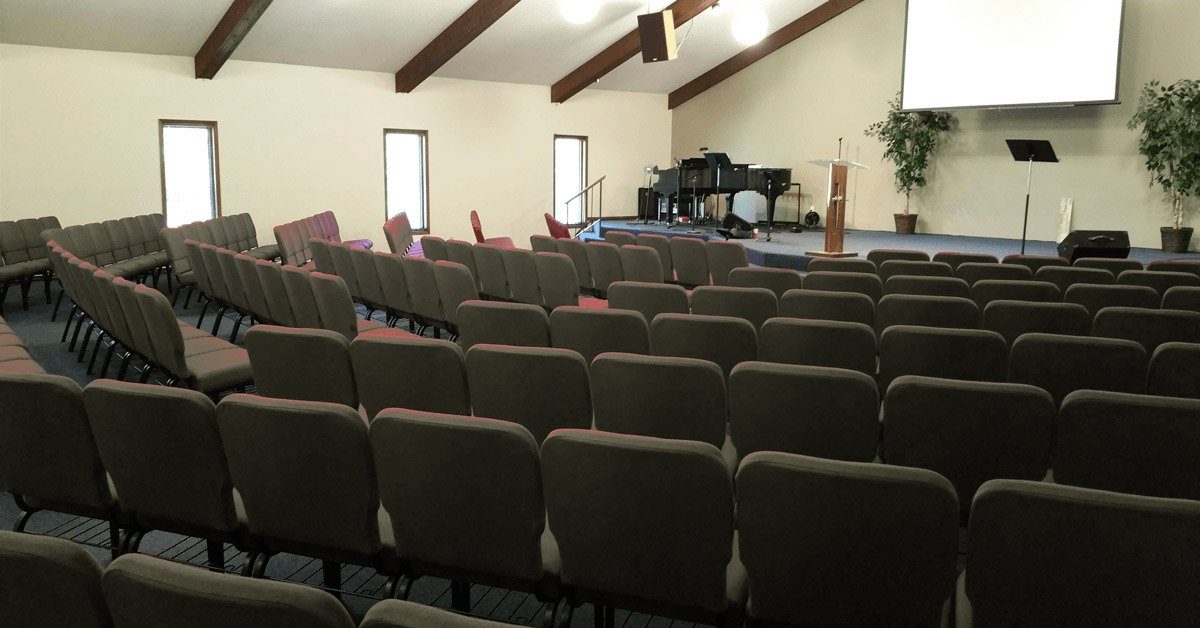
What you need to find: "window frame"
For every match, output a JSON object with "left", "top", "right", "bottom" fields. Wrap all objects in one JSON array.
[
  {"left": 383, "top": 128, "right": 431, "bottom": 235},
  {"left": 158, "top": 119, "right": 222, "bottom": 223},
  {"left": 553, "top": 134, "right": 589, "bottom": 228}
]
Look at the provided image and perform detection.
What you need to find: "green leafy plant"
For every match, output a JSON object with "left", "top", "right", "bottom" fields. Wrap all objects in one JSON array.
[
  {"left": 865, "top": 93, "right": 955, "bottom": 214},
  {"left": 1128, "top": 79, "right": 1200, "bottom": 229}
]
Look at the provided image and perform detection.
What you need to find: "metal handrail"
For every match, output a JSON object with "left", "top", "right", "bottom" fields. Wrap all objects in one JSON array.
[{"left": 565, "top": 175, "right": 606, "bottom": 205}]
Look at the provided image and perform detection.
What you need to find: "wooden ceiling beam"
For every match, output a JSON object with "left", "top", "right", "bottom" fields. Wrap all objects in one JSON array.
[
  {"left": 194, "top": 0, "right": 275, "bottom": 79},
  {"left": 551, "top": 0, "right": 719, "bottom": 104},
  {"left": 395, "top": 0, "right": 523, "bottom": 93},
  {"left": 668, "top": 0, "right": 865, "bottom": 109}
]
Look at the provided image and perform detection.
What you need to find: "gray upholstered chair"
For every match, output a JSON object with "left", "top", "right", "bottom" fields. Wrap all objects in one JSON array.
[
  {"left": 756, "top": 318, "right": 877, "bottom": 375},
  {"left": 432, "top": 261, "right": 480, "bottom": 331},
  {"left": 668, "top": 236, "right": 710, "bottom": 288},
  {"left": 553, "top": 238, "right": 593, "bottom": 294},
  {"left": 1146, "top": 260, "right": 1200, "bottom": 278},
  {"left": 875, "top": 294, "right": 980, "bottom": 335},
  {"left": 737, "top": 452, "right": 958, "bottom": 627},
  {"left": 650, "top": 313, "right": 757, "bottom": 379},
  {"left": 635, "top": 233, "right": 674, "bottom": 282},
  {"left": 444, "top": 239, "right": 482, "bottom": 292},
  {"left": 83, "top": 380, "right": 239, "bottom": 568},
  {"left": 958, "top": 480, "right": 1200, "bottom": 627},
  {"left": 806, "top": 257, "right": 876, "bottom": 274},
  {"left": 1117, "top": 269, "right": 1200, "bottom": 296},
  {"left": 1162, "top": 286, "right": 1200, "bottom": 313},
  {"left": 281, "top": 265, "right": 322, "bottom": 328},
  {"left": 349, "top": 247, "right": 387, "bottom": 320},
  {"left": 382, "top": 213, "right": 414, "bottom": 255},
  {"left": 603, "top": 230, "right": 636, "bottom": 247},
  {"left": 542, "top": 429, "right": 745, "bottom": 627},
  {"left": 214, "top": 248, "right": 253, "bottom": 341},
  {"left": 778, "top": 288, "right": 875, "bottom": 327},
  {"left": 954, "top": 262, "right": 1032, "bottom": 286},
  {"left": 1001, "top": 254, "right": 1068, "bottom": 275},
  {"left": 878, "top": 326, "right": 1007, "bottom": 391},
  {"left": 246, "top": 326, "right": 357, "bottom": 407},
  {"left": 370, "top": 408, "right": 560, "bottom": 608},
  {"left": 0, "top": 531, "right": 110, "bottom": 628},
  {"left": 1092, "top": 306, "right": 1200, "bottom": 353},
  {"left": 254, "top": 260, "right": 296, "bottom": 327},
  {"left": 533, "top": 252, "right": 581, "bottom": 310},
  {"left": 802, "top": 271, "right": 883, "bottom": 303},
  {"left": 970, "top": 279, "right": 1061, "bottom": 309},
  {"left": 309, "top": 272, "right": 387, "bottom": 341},
  {"left": 1008, "top": 333, "right": 1147, "bottom": 405},
  {"left": 549, "top": 306, "right": 649, "bottom": 364},
  {"left": 705, "top": 241, "right": 749, "bottom": 286},
  {"left": 308, "top": 238, "right": 336, "bottom": 275},
  {"left": 981, "top": 300, "right": 1091, "bottom": 346},
  {"left": 606, "top": 281, "right": 689, "bottom": 324},
  {"left": 372, "top": 252, "right": 416, "bottom": 328},
  {"left": 400, "top": 255, "right": 448, "bottom": 335},
  {"left": 730, "top": 362, "right": 879, "bottom": 462},
  {"left": 361, "top": 600, "right": 512, "bottom": 628},
  {"left": 617, "top": 245, "right": 663, "bottom": 283},
  {"left": 456, "top": 301, "right": 550, "bottom": 350},
  {"left": 727, "top": 266, "right": 803, "bottom": 299},
  {"left": 1073, "top": 256, "right": 1143, "bottom": 274},
  {"left": 690, "top": 286, "right": 778, "bottom": 330},
  {"left": 1055, "top": 390, "right": 1200, "bottom": 500},
  {"left": 216, "top": 394, "right": 393, "bottom": 587},
  {"left": 420, "top": 236, "right": 448, "bottom": 262},
  {"left": 1063, "top": 283, "right": 1159, "bottom": 317},
  {"left": 466, "top": 344, "right": 591, "bottom": 443},
  {"left": 1148, "top": 342, "right": 1200, "bottom": 399},
  {"left": 530, "top": 234, "right": 558, "bottom": 253},
  {"left": 232, "top": 253, "right": 272, "bottom": 325},
  {"left": 500, "top": 248, "right": 543, "bottom": 306},
  {"left": 883, "top": 376, "right": 1055, "bottom": 514},
  {"left": 134, "top": 284, "right": 252, "bottom": 395},
  {"left": 584, "top": 241, "right": 623, "bottom": 297},
  {"left": 883, "top": 275, "right": 971, "bottom": 299},
  {"left": 102, "top": 553, "right": 356, "bottom": 628},
  {"left": 877, "top": 260, "right": 953, "bottom": 282},
  {"left": 867, "top": 249, "right": 929, "bottom": 265},
  {"left": 350, "top": 334, "right": 468, "bottom": 418},
  {"left": 1035, "top": 265, "right": 1114, "bottom": 293},
  {"left": 471, "top": 244, "right": 511, "bottom": 301},
  {"left": 932, "top": 251, "right": 998, "bottom": 269}
]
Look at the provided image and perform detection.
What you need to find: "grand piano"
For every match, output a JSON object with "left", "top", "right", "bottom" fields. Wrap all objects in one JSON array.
[{"left": 651, "top": 154, "right": 793, "bottom": 237}]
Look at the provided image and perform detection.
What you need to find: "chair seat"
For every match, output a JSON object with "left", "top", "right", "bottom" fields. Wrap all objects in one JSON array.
[
  {"left": 0, "top": 259, "right": 50, "bottom": 281},
  {"left": 579, "top": 297, "right": 608, "bottom": 310},
  {"left": 484, "top": 237, "right": 517, "bottom": 249},
  {"left": 0, "top": 359, "right": 44, "bottom": 374},
  {"left": 183, "top": 336, "right": 236, "bottom": 359},
  {"left": 357, "top": 319, "right": 387, "bottom": 334},
  {"left": 245, "top": 244, "right": 280, "bottom": 261},
  {"left": 0, "top": 333, "right": 25, "bottom": 348},
  {"left": 178, "top": 323, "right": 210, "bottom": 340},
  {"left": 185, "top": 347, "right": 252, "bottom": 393},
  {"left": 344, "top": 239, "right": 374, "bottom": 250},
  {"left": 0, "top": 346, "right": 31, "bottom": 363},
  {"left": 106, "top": 254, "right": 162, "bottom": 278}
]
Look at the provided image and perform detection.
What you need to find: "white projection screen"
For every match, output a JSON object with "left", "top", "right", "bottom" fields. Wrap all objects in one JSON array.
[{"left": 901, "top": 0, "right": 1124, "bottom": 111}]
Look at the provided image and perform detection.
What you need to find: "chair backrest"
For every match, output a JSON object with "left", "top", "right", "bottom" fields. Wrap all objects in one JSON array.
[
  {"left": 802, "top": 271, "right": 883, "bottom": 303},
  {"left": 215, "top": 248, "right": 251, "bottom": 311},
  {"left": 216, "top": 394, "right": 381, "bottom": 560},
  {"left": 498, "top": 248, "right": 542, "bottom": 306},
  {"left": 370, "top": 409, "right": 547, "bottom": 587},
  {"left": 102, "top": 554, "right": 356, "bottom": 628},
  {"left": 456, "top": 301, "right": 550, "bottom": 350},
  {"left": 1002, "top": 254, "right": 1069, "bottom": 275},
  {"left": 471, "top": 244, "right": 511, "bottom": 300},
  {"left": 0, "top": 531, "right": 109, "bottom": 628},
  {"left": 431, "top": 261, "right": 479, "bottom": 326},
  {"left": 542, "top": 429, "right": 737, "bottom": 618},
  {"left": 965, "top": 480, "right": 1200, "bottom": 627},
  {"left": 806, "top": 257, "right": 876, "bottom": 274},
  {"left": 1063, "top": 282, "right": 1159, "bottom": 316},
  {"left": 361, "top": 600, "right": 513, "bottom": 628},
  {"left": 443, "top": 239, "right": 481, "bottom": 290},
  {"left": 635, "top": 233, "right": 674, "bottom": 282},
  {"left": 651, "top": 313, "right": 757, "bottom": 379},
  {"left": 400, "top": 255, "right": 445, "bottom": 324},
  {"left": 932, "top": 251, "right": 998, "bottom": 269},
  {"left": 606, "top": 281, "right": 689, "bottom": 324},
  {"left": 466, "top": 345, "right": 591, "bottom": 442},
  {"left": 1093, "top": 306, "right": 1200, "bottom": 353},
  {"left": 553, "top": 238, "right": 593, "bottom": 292},
  {"left": 971, "top": 279, "right": 1061, "bottom": 309},
  {"left": 878, "top": 326, "right": 1008, "bottom": 391},
  {"left": 420, "top": 236, "right": 448, "bottom": 262},
  {"left": 778, "top": 288, "right": 874, "bottom": 327},
  {"left": 469, "top": 210, "right": 487, "bottom": 243},
  {"left": 690, "top": 286, "right": 778, "bottom": 330},
  {"left": 372, "top": 251, "right": 414, "bottom": 317},
  {"left": 198, "top": 243, "right": 231, "bottom": 302},
  {"left": 350, "top": 334, "right": 469, "bottom": 418},
  {"left": 756, "top": 318, "right": 876, "bottom": 375},
  {"left": 584, "top": 241, "right": 623, "bottom": 296},
  {"left": 246, "top": 325, "right": 357, "bottom": 407},
  {"left": 347, "top": 246, "right": 386, "bottom": 308},
  {"left": 1148, "top": 342, "right": 1200, "bottom": 400},
  {"left": 112, "top": 277, "right": 155, "bottom": 362},
  {"left": 549, "top": 306, "right": 649, "bottom": 364},
  {"left": 867, "top": 249, "right": 929, "bottom": 265},
  {"left": 603, "top": 230, "right": 636, "bottom": 247},
  {"left": 705, "top": 241, "right": 749, "bottom": 286},
  {"left": 875, "top": 294, "right": 979, "bottom": 335},
  {"left": 730, "top": 362, "right": 879, "bottom": 462},
  {"left": 382, "top": 213, "right": 414, "bottom": 255},
  {"left": 1118, "top": 269, "right": 1200, "bottom": 296},
  {"left": 882, "top": 275, "right": 971, "bottom": 299},
  {"left": 1073, "top": 256, "right": 1142, "bottom": 274},
  {"left": 1056, "top": 390, "right": 1200, "bottom": 500},
  {"left": 309, "top": 238, "right": 336, "bottom": 275},
  {"left": 883, "top": 376, "right": 1054, "bottom": 511},
  {"left": 727, "top": 266, "right": 803, "bottom": 299},
  {"left": 668, "top": 236, "right": 709, "bottom": 287},
  {"left": 533, "top": 252, "right": 580, "bottom": 310},
  {"left": 254, "top": 260, "right": 295, "bottom": 327},
  {"left": 1008, "top": 333, "right": 1147, "bottom": 405},
  {"left": 529, "top": 234, "right": 558, "bottom": 253},
  {"left": 955, "top": 262, "right": 1033, "bottom": 285},
  {"left": 228, "top": 253, "right": 268, "bottom": 321},
  {"left": 736, "top": 453, "right": 958, "bottom": 627},
  {"left": 281, "top": 266, "right": 322, "bottom": 328},
  {"left": 1035, "top": 265, "right": 1115, "bottom": 293},
  {"left": 0, "top": 373, "right": 113, "bottom": 514},
  {"left": 617, "top": 244, "right": 663, "bottom": 284},
  {"left": 309, "top": 272, "right": 364, "bottom": 341},
  {"left": 981, "top": 300, "right": 1090, "bottom": 346},
  {"left": 591, "top": 353, "right": 727, "bottom": 448},
  {"left": 545, "top": 212, "right": 571, "bottom": 239},
  {"left": 1146, "top": 259, "right": 1200, "bottom": 277},
  {"left": 134, "top": 284, "right": 189, "bottom": 379},
  {"left": 1162, "top": 286, "right": 1200, "bottom": 313},
  {"left": 877, "top": 260, "right": 953, "bottom": 282}
]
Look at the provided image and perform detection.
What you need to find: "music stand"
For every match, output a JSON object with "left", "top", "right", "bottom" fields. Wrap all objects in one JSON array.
[{"left": 1006, "top": 139, "right": 1059, "bottom": 254}]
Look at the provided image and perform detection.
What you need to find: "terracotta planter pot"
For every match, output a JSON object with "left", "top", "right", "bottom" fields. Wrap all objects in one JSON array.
[
  {"left": 1161, "top": 227, "right": 1194, "bottom": 253},
  {"left": 894, "top": 214, "right": 918, "bottom": 235}
]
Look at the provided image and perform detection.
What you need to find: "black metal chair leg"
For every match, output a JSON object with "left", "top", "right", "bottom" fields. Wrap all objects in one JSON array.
[
  {"left": 197, "top": 299, "right": 210, "bottom": 327},
  {"left": 108, "top": 522, "right": 123, "bottom": 559},
  {"left": 116, "top": 354, "right": 133, "bottom": 381},
  {"left": 394, "top": 576, "right": 413, "bottom": 600},
  {"left": 87, "top": 332, "right": 106, "bottom": 374},
  {"left": 322, "top": 560, "right": 342, "bottom": 592},
  {"left": 211, "top": 306, "right": 227, "bottom": 336},
  {"left": 206, "top": 540, "right": 225, "bottom": 571},
  {"left": 19, "top": 278, "right": 31, "bottom": 311},
  {"left": 12, "top": 496, "right": 38, "bottom": 533},
  {"left": 68, "top": 316, "right": 86, "bottom": 351},
  {"left": 229, "top": 314, "right": 246, "bottom": 344},
  {"left": 52, "top": 289, "right": 66, "bottom": 321},
  {"left": 43, "top": 272, "right": 52, "bottom": 304},
  {"left": 241, "top": 551, "right": 260, "bottom": 577},
  {"left": 61, "top": 305, "right": 78, "bottom": 341},
  {"left": 99, "top": 345, "right": 117, "bottom": 378},
  {"left": 451, "top": 580, "right": 471, "bottom": 611},
  {"left": 138, "top": 366, "right": 154, "bottom": 383},
  {"left": 76, "top": 323, "right": 95, "bottom": 360},
  {"left": 250, "top": 553, "right": 272, "bottom": 578},
  {"left": 183, "top": 286, "right": 195, "bottom": 309}
]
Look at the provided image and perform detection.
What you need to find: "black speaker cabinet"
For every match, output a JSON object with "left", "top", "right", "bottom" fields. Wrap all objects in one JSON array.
[
  {"left": 638, "top": 11, "right": 677, "bottom": 63},
  {"left": 1057, "top": 230, "right": 1131, "bottom": 262}
]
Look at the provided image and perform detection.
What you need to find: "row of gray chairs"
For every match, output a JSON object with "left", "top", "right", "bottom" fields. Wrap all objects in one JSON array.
[
  {"left": 273, "top": 211, "right": 372, "bottom": 268},
  {"left": 0, "top": 215, "right": 60, "bottom": 312},
  {"left": 0, "top": 315, "right": 45, "bottom": 375},
  {"left": 601, "top": 230, "right": 752, "bottom": 287},
  {"left": 47, "top": 245, "right": 251, "bottom": 395},
  {"left": 159, "top": 213, "right": 280, "bottom": 307},
  {"left": 844, "top": 248, "right": 1199, "bottom": 278},
  {"left": 41, "top": 214, "right": 169, "bottom": 284},
  {"left": 0, "top": 533, "right": 501, "bottom": 628}
]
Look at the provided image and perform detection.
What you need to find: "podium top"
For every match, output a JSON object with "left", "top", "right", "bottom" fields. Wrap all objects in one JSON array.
[{"left": 807, "top": 159, "right": 869, "bottom": 170}]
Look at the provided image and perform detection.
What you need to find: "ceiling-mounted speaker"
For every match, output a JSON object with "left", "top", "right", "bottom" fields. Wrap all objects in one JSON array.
[{"left": 638, "top": 10, "right": 678, "bottom": 63}]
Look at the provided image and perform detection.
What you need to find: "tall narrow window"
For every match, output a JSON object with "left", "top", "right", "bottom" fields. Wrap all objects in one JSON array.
[
  {"left": 384, "top": 129, "right": 429, "bottom": 232},
  {"left": 160, "top": 121, "right": 220, "bottom": 228},
  {"left": 554, "top": 135, "right": 588, "bottom": 225}
]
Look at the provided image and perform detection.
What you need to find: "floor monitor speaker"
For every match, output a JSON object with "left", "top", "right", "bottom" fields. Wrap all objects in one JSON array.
[{"left": 1057, "top": 230, "right": 1130, "bottom": 262}]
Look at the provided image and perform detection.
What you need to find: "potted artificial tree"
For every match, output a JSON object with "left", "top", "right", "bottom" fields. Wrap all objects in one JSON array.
[
  {"left": 1128, "top": 79, "right": 1200, "bottom": 253},
  {"left": 865, "top": 93, "right": 955, "bottom": 234}
]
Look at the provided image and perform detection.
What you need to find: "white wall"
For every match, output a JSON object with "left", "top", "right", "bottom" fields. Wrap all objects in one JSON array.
[
  {"left": 672, "top": 0, "right": 1200, "bottom": 249},
  {"left": 0, "top": 44, "right": 671, "bottom": 246}
]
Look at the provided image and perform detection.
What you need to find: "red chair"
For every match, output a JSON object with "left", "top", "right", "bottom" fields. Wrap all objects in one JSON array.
[
  {"left": 469, "top": 210, "right": 515, "bottom": 248},
  {"left": 545, "top": 213, "right": 571, "bottom": 239}
]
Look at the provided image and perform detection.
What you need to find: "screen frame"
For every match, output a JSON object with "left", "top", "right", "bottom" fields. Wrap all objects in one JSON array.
[{"left": 899, "top": 0, "right": 1126, "bottom": 112}]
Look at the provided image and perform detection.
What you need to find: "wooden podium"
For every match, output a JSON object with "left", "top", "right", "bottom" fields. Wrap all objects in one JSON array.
[{"left": 805, "top": 158, "right": 868, "bottom": 258}]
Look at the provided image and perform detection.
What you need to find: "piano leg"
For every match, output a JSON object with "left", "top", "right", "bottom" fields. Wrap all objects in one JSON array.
[{"left": 765, "top": 193, "right": 781, "bottom": 243}]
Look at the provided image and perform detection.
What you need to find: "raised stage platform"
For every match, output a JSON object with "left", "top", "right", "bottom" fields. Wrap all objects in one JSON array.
[{"left": 589, "top": 220, "right": 1199, "bottom": 271}]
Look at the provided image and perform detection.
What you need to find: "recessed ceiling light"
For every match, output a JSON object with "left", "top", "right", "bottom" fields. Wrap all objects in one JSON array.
[
  {"left": 558, "top": 0, "right": 601, "bottom": 25},
  {"left": 731, "top": 6, "right": 768, "bottom": 46}
]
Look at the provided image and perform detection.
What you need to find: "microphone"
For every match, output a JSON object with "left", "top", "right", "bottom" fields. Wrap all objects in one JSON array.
[{"left": 699, "top": 146, "right": 709, "bottom": 153}]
